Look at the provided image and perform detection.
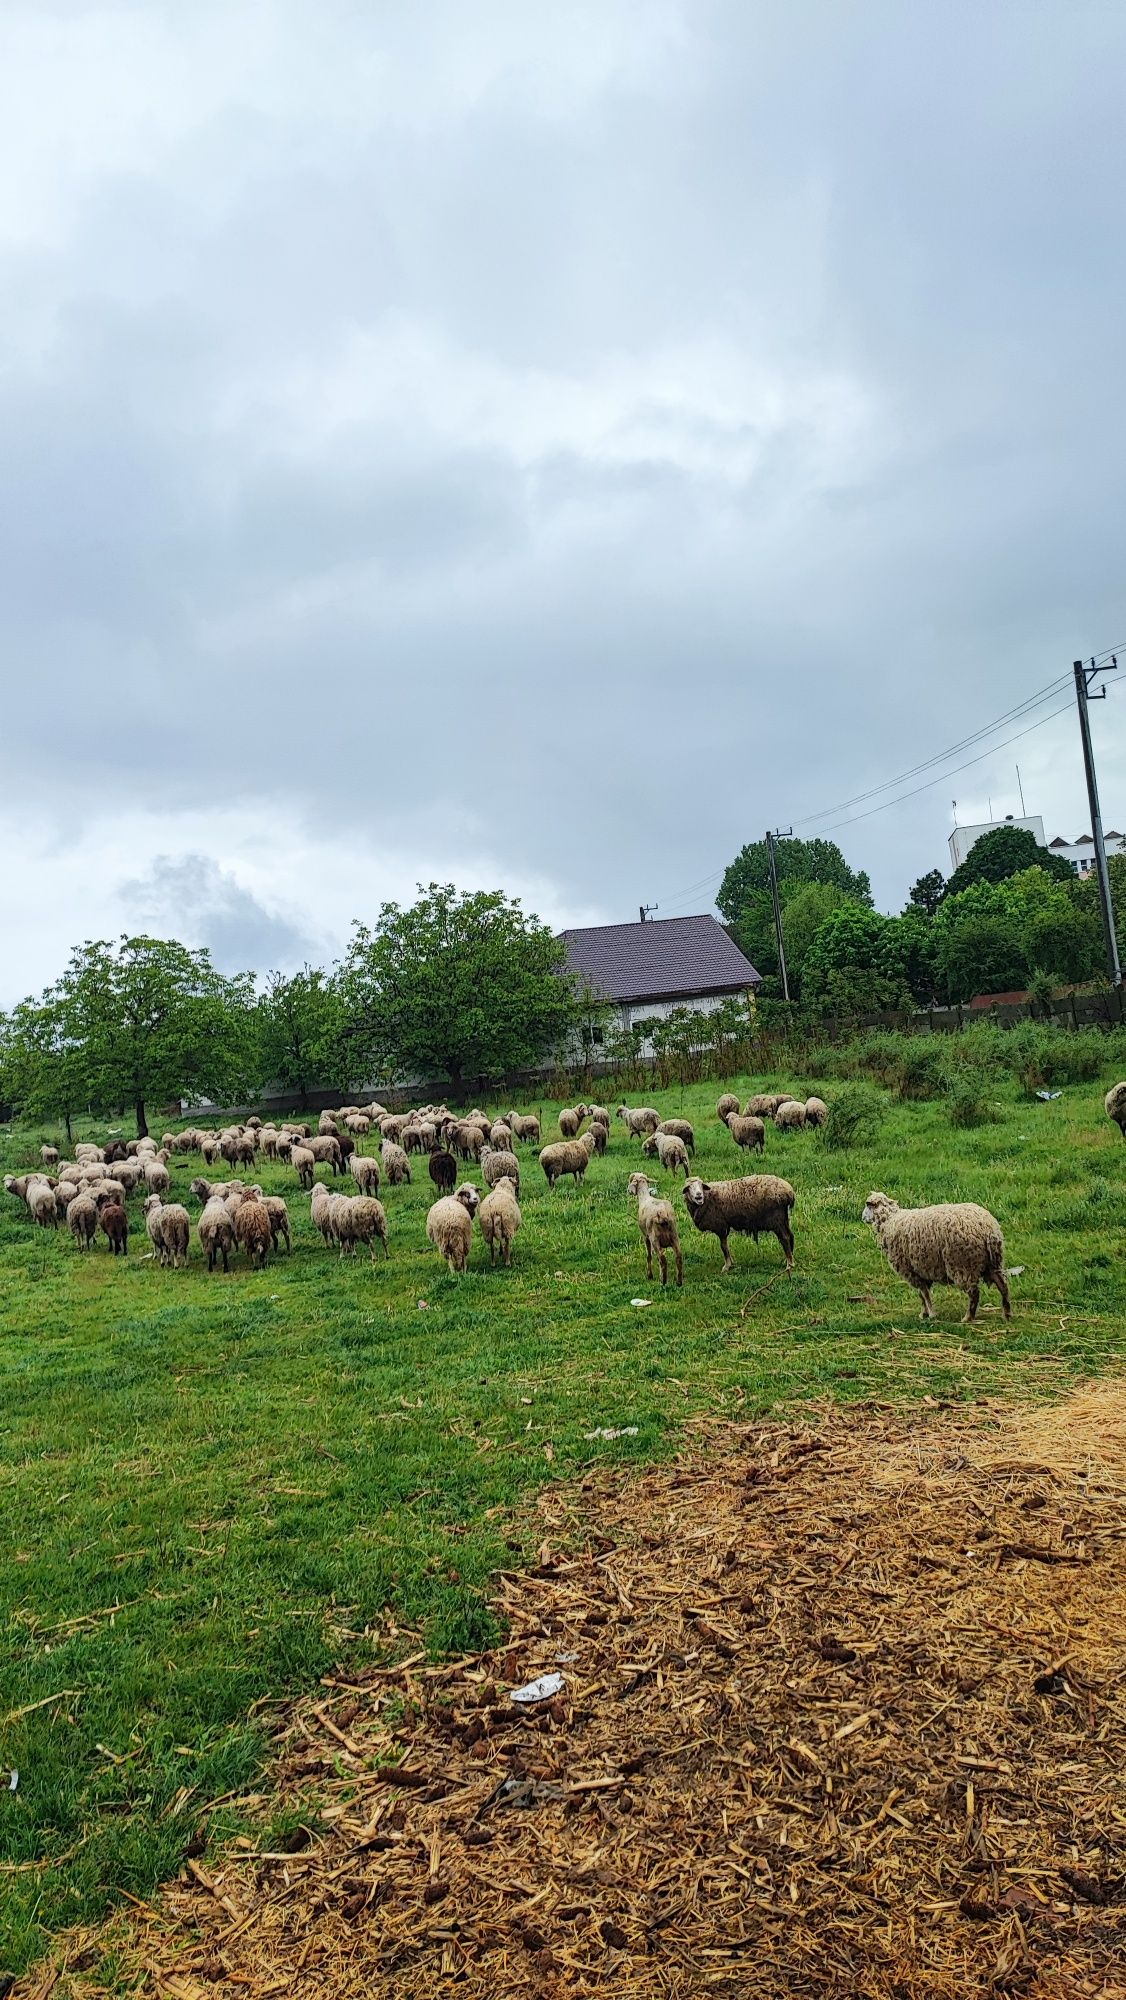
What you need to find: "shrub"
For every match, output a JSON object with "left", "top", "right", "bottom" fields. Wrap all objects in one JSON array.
[
  {"left": 945, "top": 1074, "right": 998, "bottom": 1128},
  {"left": 818, "top": 1082, "right": 886, "bottom": 1150}
]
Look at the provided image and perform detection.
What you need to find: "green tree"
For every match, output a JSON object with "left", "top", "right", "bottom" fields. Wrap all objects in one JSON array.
[
  {"left": 57, "top": 935, "right": 257, "bottom": 1135},
  {"left": 933, "top": 869, "right": 1102, "bottom": 1002},
  {"left": 0, "top": 989, "right": 88, "bottom": 1143},
  {"left": 908, "top": 869, "right": 946, "bottom": 918},
  {"left": 717, "top": 836, "right": 871, "bottom": 928},
  {"left": 945, "top": 824, "right": 1074, "bottom": 898},
  {"left": 340, "top": 885, "right": 577, "bottom": 1097},
  {"left": 779, "top": 882, "right": 855, "bottom": 996},
  {"left": 258, "top": 966, "right": 345, "bottom": 1108},
  {"left": 801, "top": 905, "right": 913, "bottom": 1015}
]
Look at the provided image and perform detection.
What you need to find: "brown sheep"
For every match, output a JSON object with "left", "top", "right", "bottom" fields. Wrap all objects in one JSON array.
[
  {"left": 428, "top": 1150, "right": 457, "bottom": 1195},
  {"left": 100, "top": 1202, "right": 129, "bottom": 1256},
  {"left": 682, "top": 1175, "right": 795, "bottom": 1273},
  {"left": 539, "top": 1132, "right": 597, "bottom": 1189},
  {"left": 233, "top": 1196, "right": 271, "bottom": 1269},
  {"left": 725, "top": 1113, "right": 765, "bottom": 1153}
]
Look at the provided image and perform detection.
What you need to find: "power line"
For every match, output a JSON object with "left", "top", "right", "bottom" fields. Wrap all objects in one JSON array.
[{"left": 814, "top": 697, "right": 1076, "bottom": 836}]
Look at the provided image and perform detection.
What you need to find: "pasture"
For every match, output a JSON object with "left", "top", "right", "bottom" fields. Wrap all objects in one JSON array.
[{"left": 2, "top": 1072, "right": 1126, "bottom": 1977}]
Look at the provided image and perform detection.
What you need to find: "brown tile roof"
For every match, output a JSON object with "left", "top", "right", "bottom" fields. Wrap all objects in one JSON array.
[{"left": 559, "top": 914, "right": 760, "bottom": 1004}]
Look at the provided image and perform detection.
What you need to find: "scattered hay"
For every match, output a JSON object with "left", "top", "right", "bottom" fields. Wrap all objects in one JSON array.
[{"left": 37, "top": 1385, "right": 1126, "bottom": 1998}]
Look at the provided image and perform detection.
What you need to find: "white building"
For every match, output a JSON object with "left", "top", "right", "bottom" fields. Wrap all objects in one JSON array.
[
  {"left": 559, "top": 914, "right": 761, "bottom": 1054},
  {"left": 1046, "top": 830, "right": 1126, "bottom": 876},
  {"left": 948, "top": 814, "right": 1045, "bottom": 871}
]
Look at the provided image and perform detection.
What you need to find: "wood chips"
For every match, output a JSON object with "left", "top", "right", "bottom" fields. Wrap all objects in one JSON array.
[{"left": 39, "top": 1385, "right": 1126, "bottom": 1999}]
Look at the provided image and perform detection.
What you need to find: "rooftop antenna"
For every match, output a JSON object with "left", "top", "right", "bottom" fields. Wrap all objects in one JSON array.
[
  {"left": 639, "top": 903, "right": 658, "bottom": 924},
  {"left": 1016, "top": 764, "right": 1026, "bottom": 816},
  {"left": 988, "top": 795, "right": 993, "bottom": 821}
]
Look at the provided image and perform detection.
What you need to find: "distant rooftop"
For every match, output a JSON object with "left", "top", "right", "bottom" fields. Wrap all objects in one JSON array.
[{"left": 559, "top": 914, "right": 760, "bottom": 1005}]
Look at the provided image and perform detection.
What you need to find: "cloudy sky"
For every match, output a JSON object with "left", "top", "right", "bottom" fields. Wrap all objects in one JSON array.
[{"left": 3, "top": 0, "right": 1125, "bottom": 1002}]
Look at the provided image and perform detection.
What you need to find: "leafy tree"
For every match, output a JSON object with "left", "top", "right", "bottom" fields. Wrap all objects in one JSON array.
[
  {"left": 933, "top": 870, "right": 1102, "bottom": 1002},
  {"left": 717, "top": 836, "right": 871, "bottom": 928},
  {"left": 0, "top": 990, "right": 88, "bottom": 1143},
  {"left": 258, "top": 966, "right": 346, "bottom": 1108},
  {"left": 340, "top": 885, "right": 577, "bottom": 1097},
  {"left": 778, "top": 882, "right": 855, "bottom": 996},
  {"left": 945, "top": 824, "right": 1074, "bottom": 898},
  {"left": 908, "top": 869, "right": 946, "bottom": 918},
  {"left": 56, "top": 935, "right": 257, "bottom": 1135},
  {"left": 801, "top": 905, "right": 913, "bottom": 1015}
]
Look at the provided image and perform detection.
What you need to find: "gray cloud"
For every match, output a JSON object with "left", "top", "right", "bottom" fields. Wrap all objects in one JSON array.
[
  {"left": 118, "top": 854, "right": 326, "bottom": 977},
  {"left": 2, "top": 0, "right": 1126, "bottom": 991}
]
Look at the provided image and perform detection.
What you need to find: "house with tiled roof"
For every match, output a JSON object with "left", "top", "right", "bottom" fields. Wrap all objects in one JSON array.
[{"left": 559, "top": 914, "right": 760, "bottom": 1050}]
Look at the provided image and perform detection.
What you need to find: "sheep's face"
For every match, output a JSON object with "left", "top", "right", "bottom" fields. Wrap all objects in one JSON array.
[
  {"left": 862, "top": 1192, "right": 894, "bottom": 1226},
  {"left": 626, "top": 1172, "right": 650, "bottom": 1199},
  {"left": 641, "top": 1135, "right": 656, "bottom": 1156},
  {"left": 455, "top": 1184, "right": 480, "bottom": 1214},
  {"left": 142, "top": 1194, "right": 160, "bottom": 1215},
  {"left": 683, "top": 1178, "right": 708, "bottom": 1213}
]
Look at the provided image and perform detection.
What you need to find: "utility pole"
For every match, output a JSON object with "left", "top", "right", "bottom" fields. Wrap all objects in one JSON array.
[
  {"left": 639, "top": 903, "right": 658, "bottom": 924},
  {"left": 1073, "top": 656, "right": 1121, "bottom": 988},
  {"left": 765, "top": 829, "right": 792, "bottom": 1002}
]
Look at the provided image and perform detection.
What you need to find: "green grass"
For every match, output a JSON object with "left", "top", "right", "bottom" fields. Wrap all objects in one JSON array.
[{"left": 2, "top": 1074, "right": 1126, "bottom": 1973}]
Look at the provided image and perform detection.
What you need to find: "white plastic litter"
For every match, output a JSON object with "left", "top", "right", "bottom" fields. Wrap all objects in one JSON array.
[
  {"left": 8, "top": 1770, "right": 18, "bottom": 1792},
  {"left": 584, "top": 1425, "right": 640, "bottom": 1441},
  {"left": 509, "top": 1672, "right": 565, "bottom": 1704},
  {"left": 630, "top": 1298, "right": 652, "bottom": 1308},
  {"left": 1006, "top": 1266, "right": 1025, "bottom": 1277},
  {"left": 1036, "top": 1090, "right": 1062, "bottom": 1101}
]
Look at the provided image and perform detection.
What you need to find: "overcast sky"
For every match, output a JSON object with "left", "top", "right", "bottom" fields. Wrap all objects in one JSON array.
[{"left": 3, "top": 0, "right": 1125, "bottom": 1002}]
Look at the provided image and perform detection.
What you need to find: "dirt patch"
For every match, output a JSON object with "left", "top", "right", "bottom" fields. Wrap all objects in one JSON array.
[{"left": 39, "top": 1386, "right": 1126, "bottom": 1998}]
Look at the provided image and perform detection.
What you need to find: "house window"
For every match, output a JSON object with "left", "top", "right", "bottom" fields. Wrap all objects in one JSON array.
[{"left": 591, "top": 1027, "right": 604, "bottom": 1046}]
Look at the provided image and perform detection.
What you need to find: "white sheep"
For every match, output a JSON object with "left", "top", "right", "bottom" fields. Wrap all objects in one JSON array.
[
  {"left": 351, "top": 1153, "right": 381, "bottom": 1196},
  {"left": 616, "top": 1104, "right": 661, "bottom": 1138},
  {"left": 198, "top": 1198, "right": 236, "bottom": 1273},
  {"left": 66, "top": 1192, "right": 98, "bottom": 1250},
  {"left": 640, "top": 1129, "right": 692, "bottom": 1178},
  {"left": 143, "top": 1194, "right": 191, "bottom": 1268},
  {"left": 426, "top": 1184, "right": 480, "bottom": 1273},
  {"left": 477, "top": 1177, "right": 522, "bottom": 1266},
  {"left": 381, "top": 1140, "right": 412, "bottom": 1185},
  {"left": 862, "top": 1191, "right": 1012, "bottom": 1325},
  {"left": 627, "top": 1170, "right": 683, "bottom": 1287},
  {"left": 328, "top": 1193, "right": 389, "bottom": 1261},
  {"left": 539, "top": 1132, "right": 597, "bottom": 1188},
  {"left": 481, "top": 1145, "right": 522, "bottom": 1193}
]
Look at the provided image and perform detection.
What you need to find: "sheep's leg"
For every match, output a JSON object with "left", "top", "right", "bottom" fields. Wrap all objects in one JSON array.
[
  {"left": 645, "top": 1239, "right": 654, "bottom": 1279},
  {"left": 719, "top": 1230, "right": 734, "bottom": 1272},
  {"left": 993, "top": 1268, "right": 1011, "bottom": 1319},
  {"left": 915, "top": 1281, "right": 935, "bottom": 1320},
  {"left": 963, "top": 1283, "right": 980, "bottom": 1323},
  {"left": 777, "top": 1222, "right": 795, "bottom": 1271},
  {"left": 658, "top": 1247, "right": 667, "bottom": 1286},
  {"left": 674, "top": 1241, "right": 683, "bottom": 1286}
]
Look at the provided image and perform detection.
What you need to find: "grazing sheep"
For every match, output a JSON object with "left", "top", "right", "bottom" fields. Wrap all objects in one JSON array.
[
  {"left": 682, "top": 1175, "right": 796, "bottom": 1273},
  {"left": 448, "top": 1120, "right": 487, "bottom": 1161},
  {"left": 198, "top": 1198, "right": 236, "bottom": 1272},
  {"left": 318, "top": 1111, "right": 339, "bottom": 1136},
  {"left": 233, "top": 1196, "right": 271, "bottom": 1269},
  {"left": 627, "top": 1170, "right": 683, "bottom": 1287},
  {"left": 54, "top": 1180, "right": 79, "bottom": 1219},
  {"left": 74, "top": 1144, "right": 104, "bottom": 1164},
  {"left": 259, "top": 1126, "right": 280, "bottom": 1159},
  {"left": 862, "top": 1191, "right": 1012, "bottom": 1324},
  {"left": 291, "top": 1145, "right": 316, "bottom": 1189},
  {"left": 774, "top": 1099, "right": 807, "bottom": 1132},
  {"left": 142, "top": 1158, "right": 171, "bottom": 1195},
  {"left": 143, "top": 1194, "right": 190, "bottom": 1268},
  {"left": 281, "top": 1122, "right": 311, "bottom": 1140},
  {"left": 725, "top": 1113, "right": 766, "bottom": 1154},
  {"left": 539, "top": 1132, "right": 597, "bottom": 1189},
  {"left": 109, "top": 1160, "right": 143, "bottom": 1194},
  {"left": 505, "top": 1111, "right": 541, "bottom": 1145},
  {"left": 481, "top": 1145, "right": 522, "bottom": 1193},
  {"left": 329, "top": 1193, "right": 389, "bottom": 1261},
  {"left": 478, "top": 1176, "right": 522, "bottom": 1266},
  {"left": 588, "top": 1120, "right": 608, "bottom": 1155},
  {"left": 744, "top": 1093, "right": 795, "bottom": 1120},
  {"left": 428, "top": 1150, "right": 457, "bottom": 1195},
  {"left": 616, "top": 1105, "right": 660, "bottom": 1139},
  {"left": 304, "top": 1135, "right": 343, "bottom": 1176},
  {"left": 200, "top": 1135, "right": 221, "bottom": 1165},
  {"left": 220, "top": 1132, "right": 257, "bottom": 1168},
  {"left": 67, "top": 1193, "right": 98, "bottom": 1250},
  {"left": 804, "top": 1096, "right": 829, "bottom": 1127},
  {"left": 585, "top": 1103, "right": 611, "bottom": 1127},
  {"left": 100, "top": 1202, "right": 129, "bottom": 1255},
  {"left": 4, "top": 1174, "right": 34, "bottom": 1204},
  {"left": 381, "top": 1140, "right": 412, "bottom": 1185},
  {"left": 488, "top": 1120, "right": 515, "bottom": 1153},
  {"left": 656, "top": 1118, "right": 695, "bottom": 1151},
  {"left": 558, "top": 1106, "right": 586, "bottom": 1139},
  {"left": 92, "top": 1181, "right": 128, "bottom": 1212},
  {"left": 641, "top": 1130, "right": 692, "bottom": 1178},
  {"left": 717, "top": 1092, "right": 740, "bottom": 1124},
  {"left": 40, "top": 1144, "right": 59, "bottom": 1168},
  {"left": 351, "top": 1153, "right": 381, "bottom": 1196},
  {"left": 1104, "top": 1082, "right": 1126, "bottom": 1138},
  {"left": 310, "top": 1181, "right": 335, "bottom": 1245},
  {"left": 28, "top": 1180, "right": 60, "bottom": 1228},
  {"left": 262, "top": 1195, "right": 291, "bottom": 1254},
  {"left": 426, "top": 1184, "right": 480, "bottom": 1273},
  {"left": 379, "top": 1114, "right": 408, "bottom": 1145}
]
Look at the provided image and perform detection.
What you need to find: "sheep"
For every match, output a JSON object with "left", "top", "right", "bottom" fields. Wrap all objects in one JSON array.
[
  {"left": 862, "top": 1191, "right": 1012, "bottom": 1325},
  {"left": 318, "top": 1111, "right": 339, "bottom": 1136},
  {"left": 656, "top": 1118, "right": 695, "bottom": 1151},
  {"left": 557, "top": 1105, "right": 586, "bottom": 1138},
  {"left": 244, "top": 1114, "right": 263, "bottom": 1131},
  {"left": 233, "top": 1195, "right": 271, "bottom": 1268},
  {"left": 381, "top": 1140, "right": 412, "bottom": 1185},
  {"left": 142, "top": 1158, "right": 171, "bottom": 1195},
  {"left": 310, "top": 1181, "right": 335, "bottom": 1245},
  {"left": 103, "top": 1139, "right": 129, "bottom": 1164},
  {"left": 448, "top": 1120, "right": 486, "bottom": 1161},
  {"left": 54, "top": 1179, "right": 79, "bottom": 1219},
  {"left": 488, "top": 1120, "right": 515, "bottom": 1153},
  {"left": 478, "top": 1176, "right": 522, "bottom": 1266},
  {"left": 198, "top": 1198, "right": 236, "bottom": 1273},
  {"left": 40, "top": 1144, "right": 59, "bottom": 1168},
  {"left": 428, "top": 1150, "right": 457, "bottom": 1195},
  {"left": 281, "top": 1121, "right": 311, "bottom": 1140},
  {"left": 725, "top": 1113, "right": 765, "bottom": 1154},
  {"left": 481, "top": 1145, "right": 521, "bottom": 1193},
  {"left": 74, "top": 1144, "right": 104, "bottom": 1164},
  {"left": 539, "top": 1132, "right": 597, "bottom": 1189},
  {"left": 379, "top": 1114, "right": 408, "bottom": 1145},
  {"left": 505, "top": 1111, "right": 541, "bottom": 1145},
  {"left": 627, "top": 1170, "right": 683, "bottom": 1287},
  {"left": 259, "top": 1125, "right": 280, "bottom": 1159},
  {"left": 640, "top": 1130, "right": 692, "bottom": 1178},
  {"left": 351, "top": 1153, "right": 381, "bottom": 1196},
  {"left": 304, "top": 1135, "right": 343, "bottom": 1176},
  {"left": 4, "top": 1174, "right": 36, "bottom": 1204},
  {"left": 716, "top": 1092, "right": 740, "bottom": 1124},
  {"left": 100, "top": 1202, "right": 129, "bottom": 1255},
  {"left": 67, "top": 1193, "right": 98, "bottom": 1249},
  {"left": 426, "top": 1184, "right": 480, "bottom": 1273},
  {"left": 329, "top": 1193, "right": 389, "bottom": 1261},
  {"left": 142, "top": 1194, "right": 191, "bottom": 1268},
  {"left": 220, "top": 1131, "right": 256, "bottom": 1168},
  {"left": 587, "top": 1119, "right": 608, "bottom": 1155},
  {"left": 262, "top": 1195, "right": 291, "bottom": 1254},
  {"left": 200, "top": 1135, "right": 222, "bottom": 1165},
  {"left": 291, "top": 1145, "right": 316, "bottom": 1189},
  {"left": 774, "top": 1099, "right": 807, "bottom": 1132},
  {"left": 682, "top": 1175, "right": 796, "bottom": 1273},
  {"left": 804, "top": 1096, "right": 829, "bottom": 1127},
  {"left": 616, "top": 1104, "right": 660, "bottom": 1139},
  {"left": 585, "top": 1103, "right": 611, "bottom": 1128},
  {"left": 92, "top": 1181, "right": 127, "bottom": 1211},
  {"left": 29, "top": 1179, "right": 59, "bottom": 1228},
  {"left": 1104, "top": 1082, "right": 1126, "bottom": 1139},
  {"left": 110, "top": 1160, "right": 143, "bottom": 1194},
  {"left": 743, "top": 1093, "right": 794, "bottom": 1120},
  {"left": 189, "top": 1176, "right": 246, "bottom": 1206}
]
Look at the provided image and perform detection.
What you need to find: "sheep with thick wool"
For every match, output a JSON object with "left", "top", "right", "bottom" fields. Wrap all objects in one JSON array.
[
  {"left": 616, "top": 1104, "right": 660, "bottom": 1139},
  {"left": 28, "top": 1179, "right": 60, "bottom": 1228},
  {"left": 505, "top": 1111, "right": 541, "bottom": 1145},
  {"left": 539, "top": 1131, "right": 597, "bottom": 1189},
  {"left": 1105, "top": 1082, "right": 1126, "bottom": 1138},
  {"left": 143, "top": 1194, "right": 191, "bottom": 1268},
  {"left": 351, "top": 1153, "right": 381, "bottom": 1197},
  {"left": 426, "top": 1184, "right": 480, "bottom": 1273},
  {"left": 40, "top": 1144, "right": 59, "bottom": 1168},
  {"left": 291, "top": 1145, "right": 316, "bottom": 1189},
  {"left": 774, "top": 1099, "right": 807, "bottom": 1132},
  {"left": 862, "top": 1191, "right": 1012, "bottom": 1324},
  {"left": 381, "top": 1139, "right": 412, "bottom": 1185},
  {"left": 744, "top": 1093, "right": 795, "bottom": 1120},
  {"left": 557, "top": 1105, "right": 586, "bottom": 1138},
  {"left": 627, "top": 1171, "right": 683, "bottom": 1287},
  {"left": 310, "top": 1181, "right": 335, "bottom": 1245},
  {"left": 328, "top": 1193, "right": 389, "bottom": 1261},
  {"left": 198, "top": 1198, "right": 236, "bottom": 1272},
  {"left": 478, "top": 1176, "right": 522, "bottom": 1266},
  {"left": 656, "top": 1118, "right": 694, "bottom": 1152},
  {"left": 724, "top": 1113, "right": 765, "bottom": 1154},
  {"left": 233, "top": 1195, "right": 271, "bottom": 1268},
  {"left": 641, "top": 1129, "right": 692, "bottom": 1178},
  {"left": 804, "top": 1097, "right": 829, "bottom": 1127},
  {"left": 716, "top": 1093, "right": 741, "bottom": 1124},
  {"left": 67, "top": 1192, "right": 98, "bottom": 1250},
  {"left": 304, "top": 1135, "right": 343, "bottom": 1176},
  {"left": 142, "top": 1157, "right": 171, "bottom": 1195},
  {"left": 682, "top": 1175, "right": 796, "bottom": 1273},
  {"left": 481, "top": 1145, "right": 522, "bottom": 1193}
]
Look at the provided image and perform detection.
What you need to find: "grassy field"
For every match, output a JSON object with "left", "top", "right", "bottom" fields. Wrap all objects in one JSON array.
[{"left": 2, "top": 1071, "right": 1126, "bottom": 1975}]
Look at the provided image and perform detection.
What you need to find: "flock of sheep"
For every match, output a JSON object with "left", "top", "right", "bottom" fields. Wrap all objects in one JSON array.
[{"left": 8, "top": 1079, "right": 1125, "bottom": 1319}]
